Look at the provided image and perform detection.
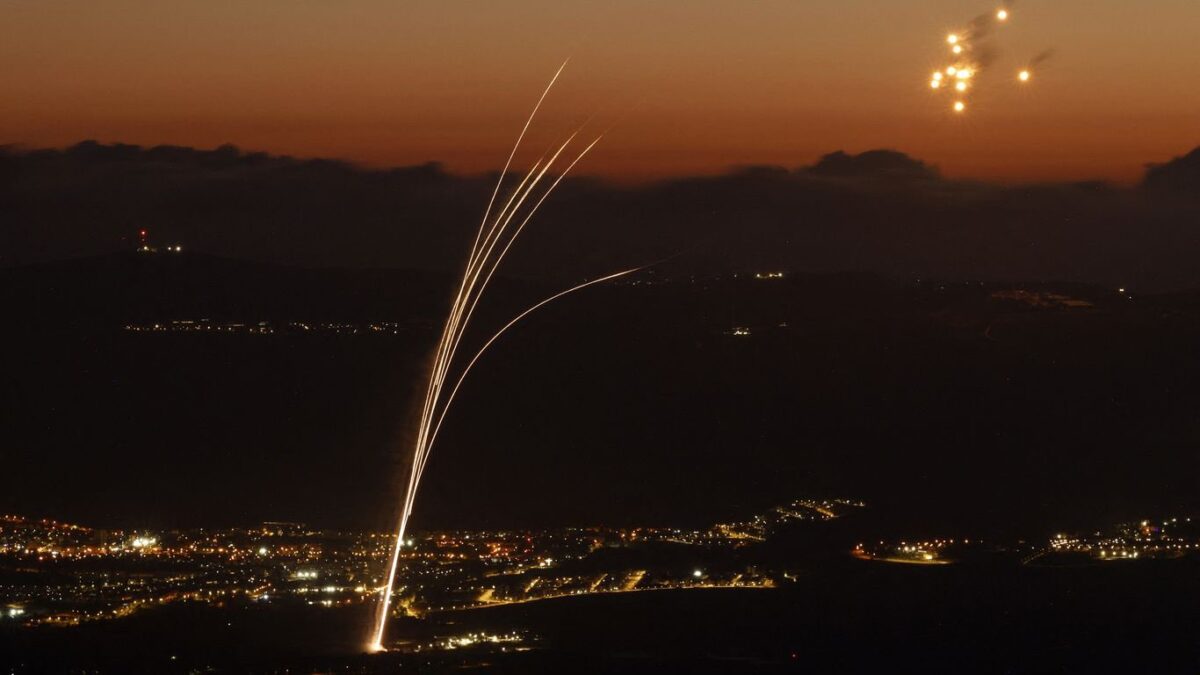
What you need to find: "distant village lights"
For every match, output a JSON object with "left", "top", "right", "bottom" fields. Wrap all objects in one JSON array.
[{"left": 133, "top": 228, "right": 184, "bottom": 254}]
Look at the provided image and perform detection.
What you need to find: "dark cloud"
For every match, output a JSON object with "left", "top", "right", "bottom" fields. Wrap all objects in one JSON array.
[
  {"left": 3, "top": 141, "right": 1200, "bottom": 290},
  {"left": 805, "top": 150, "right": 939, "bottom": 181},
  {"left": 0, "top": 140, "right": 480, "bottom": 272},
  {"left": 965, "top": 12, "right": 1000, "bottom": 42},
  {"left": 1143, "top": 147, "right": 1200, "bottom": 193}
]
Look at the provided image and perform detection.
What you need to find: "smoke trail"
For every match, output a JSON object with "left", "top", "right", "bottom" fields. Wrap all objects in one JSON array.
[
  {"left": 966, "top": 1, "right": 1016, "bottom": 41},
  {"left": 973, "top": 44, "right": 1000, "bottom": 70},
  {"left": 1028, "top": 49, "right": 1056, "bottom": 67}
]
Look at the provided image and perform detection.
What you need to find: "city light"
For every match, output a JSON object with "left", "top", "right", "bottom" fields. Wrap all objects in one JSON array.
[
  {"left": 3, "top": 502, "right": 1195, "bottom": 633},
  {"left": 0, "top": 499, "right": 862, "bottom": 630}
]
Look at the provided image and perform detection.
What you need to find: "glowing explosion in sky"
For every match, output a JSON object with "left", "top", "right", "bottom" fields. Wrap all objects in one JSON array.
[{"left": 928, "top": 4, "right": 1053, "bottom": 114}]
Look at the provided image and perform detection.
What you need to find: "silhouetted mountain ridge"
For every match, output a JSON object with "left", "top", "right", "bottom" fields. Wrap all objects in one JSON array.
[{"left": 4, "top": 141, "right": 1200, "bottom": 290}]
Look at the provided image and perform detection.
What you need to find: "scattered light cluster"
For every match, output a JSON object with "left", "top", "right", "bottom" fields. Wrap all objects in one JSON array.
[
  {"left": 928, "top": 5, "right": 1044, "bottom": 115},
  {"left": 711, "top": 498, "right": 865, "bottom": 542},
  {"left": 123, "top": 319, "right": 417, "bottom": 336},
  {"left": 0, "top": 517, "right": 387, "bottom": 627},
  {"left": 853, "top": 538, "right": 974, "bottom": 565},
  {"left": 12, "top": 504, "right": 1191, "bottom": 639},
  {"left": 1, "top": 498, "right": 838, "bottom": 633},
  {"left": 860, "top": 515, "right": 1200, "bottom": 567},
  {"left": 399, "top": 631, "right": 532, "bottom": 655},
  {"left": 1049, "top": 517, "right": 1200, "bottom": 561}
]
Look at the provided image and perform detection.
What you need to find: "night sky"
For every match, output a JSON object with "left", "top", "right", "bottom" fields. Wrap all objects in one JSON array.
[
  {"left": 3, "top": 0, "right": 1199, "bottom": 183},
  {"left": 7, "top": 5, "right": 1200, "bottom": 672},
  {"left": 4, "top": 0, "right": 1200, "bottom": 530}
]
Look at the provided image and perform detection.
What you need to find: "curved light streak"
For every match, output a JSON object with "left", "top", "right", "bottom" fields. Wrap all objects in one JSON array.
[
  {"left": 367, "top": 64, "right": 631, "bottom": 652},
  {"left": 423, "top": 266, "right": 641, "bottom": 462}
]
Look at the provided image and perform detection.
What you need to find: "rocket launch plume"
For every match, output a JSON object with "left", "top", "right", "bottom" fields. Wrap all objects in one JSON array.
[{"left": 367, "top": 63, "right": 637, "bottom": 652}]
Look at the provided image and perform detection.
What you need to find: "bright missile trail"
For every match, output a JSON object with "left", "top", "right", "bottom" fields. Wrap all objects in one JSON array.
[
  {"left": 423, "top": 266, "right": 643, "bottom": 469},
  {"left": 367, "top": 63, "right": 633, "bottom": 652}
]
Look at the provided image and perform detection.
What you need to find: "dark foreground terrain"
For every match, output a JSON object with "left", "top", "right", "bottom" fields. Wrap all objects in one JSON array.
[
  {"left": 4, "top": 557, "right": 1200, "bottom": 674},
  {"left": 4, "top": 252, "right": 1200, "bottom": 672},
  {"left": 4, "top": 252, "right": 1198, "bottom": 536}
]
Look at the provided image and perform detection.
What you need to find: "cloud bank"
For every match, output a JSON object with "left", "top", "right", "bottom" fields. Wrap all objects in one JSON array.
[{"left": 3, "top": 141, "right": 1200, "bottom": 290}]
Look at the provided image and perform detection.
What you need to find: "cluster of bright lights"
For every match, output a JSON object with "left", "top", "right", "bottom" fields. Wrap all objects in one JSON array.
[
  {"left": 406, "top": 631, "right": 527, "bottom": 654},
  {"left": 927, "top": 6, "right": 1035, "bottom": 115},
  {"left": 930, "top": 30, "right": 980, "bottom": 113},
  {"left": 367, "top": 64, "right": 643, "bottom": 653}
]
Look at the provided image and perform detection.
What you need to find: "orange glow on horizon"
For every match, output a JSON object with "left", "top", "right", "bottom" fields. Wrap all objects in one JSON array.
[{"left": 0, "top": 0, "right": 1197, "bottom": 185}]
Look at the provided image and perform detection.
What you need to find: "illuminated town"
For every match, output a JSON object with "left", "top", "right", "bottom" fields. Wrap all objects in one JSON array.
[
  {"left": 6, "top": 502, "right": 1198, "bottom": 635},
  {"left": 0, "top": 499, "right": 860, "bottom": 630},
  {"left": 854, "top": 516, "right": 1200, "bottom": 565}
]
